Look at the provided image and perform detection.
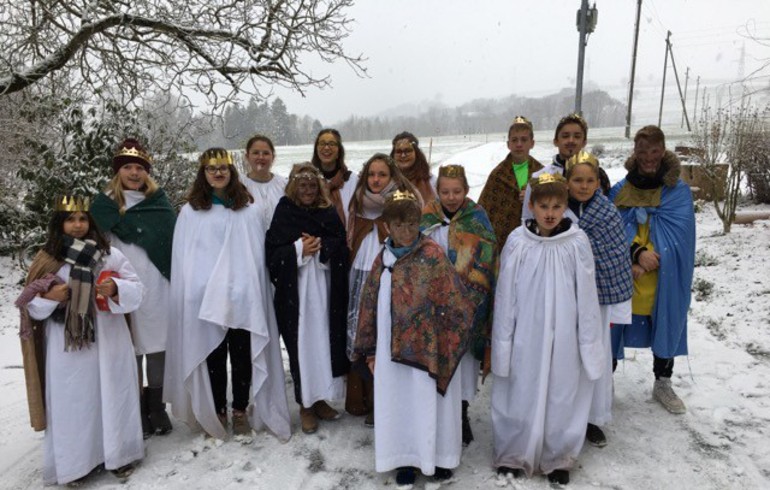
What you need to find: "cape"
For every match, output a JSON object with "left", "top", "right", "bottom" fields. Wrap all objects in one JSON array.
[
  {"left": 265, "top": 196, "right": 351, "bottom": 378},
  {"left": 609, "top": 168, "right": 695, "bottom": 358},
  {"left": 354, "top": 235, "right": 474, "bottom": 395},
  {"left": 91, "top": 189, "right": 176, "bottom": 279},
  {"left": 478, "top": 154, "right": 542, "bottom": 250},
  {"left": 421, "top": 198, "right": 498, "bottom": 359}
]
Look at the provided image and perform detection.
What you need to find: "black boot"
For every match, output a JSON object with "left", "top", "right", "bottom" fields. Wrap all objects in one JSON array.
[
  {"left": 140, "top": 388, "right": 152, "bottom": 439},
  {"left": 586, "top": 423, "right": 607, "bottom": 447},
  {"left": 461, "top": 400, "right": 474, "bottom": 446},
  {"left": 145, "top": 386, "right": 173, "bottom": 435}
]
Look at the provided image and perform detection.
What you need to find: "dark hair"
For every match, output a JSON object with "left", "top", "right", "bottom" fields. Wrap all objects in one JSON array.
[
  {"left": 634, "top": 125, "right": 666, "bottom": 148},
  {"left": 554, "top": 114, "right": 589, "bottom": 140},
  {"left": 187, "top": 148, "right": 254, "bottom": 211},
  {"left": 311, "top": 129, "right": 348, "bottom": 175},
  {"left": 529, "top": 177, "right": 569, "bottom": 205},
  {"left": 382, "top": 197, "right": 422, "bottom": 224},
  {"left": 246, "top": 134, "right": 276, "bottom": 154},
  {"left": 42, "top": 211, "right": 110, "bottom": 260},
  {"left": 349, "top": 153, "right": 421, "bottom": 217},
  {"left": 390, "top": 132, "right": 431, "bottom": 177}
]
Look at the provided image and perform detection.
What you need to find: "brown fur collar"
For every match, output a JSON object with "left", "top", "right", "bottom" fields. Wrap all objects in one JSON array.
[{"left": 624, "top": 149, "right": 681, "bottom": 188}]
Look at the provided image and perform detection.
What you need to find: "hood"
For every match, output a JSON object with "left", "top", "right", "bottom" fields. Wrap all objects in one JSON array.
[{"left": 624, "top": 149, "right": 681, "bottom": 188}]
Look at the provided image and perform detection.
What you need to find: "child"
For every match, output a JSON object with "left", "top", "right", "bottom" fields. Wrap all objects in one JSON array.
[
  {"left": 311, "top": 128, "right": 358, "bottom": 225},
  {"left": 164, "top": 149, "right": 290, "bottom": 442},
  {"left": 421, "top": 164, "right": 497, "bottom": 446},
  {"left": 564, "top": 151, "right": 634, "bottom": 447},
  {"left": 521, "top": 113, "right": 588, "bottom": 221},
  {"left": 491, "top": 174, "right": 604, "bottom": 486},
  {"left": 240, "top": 134, "right": 288, "bottom": 229},
  {"left": 91, "top": 137, "right": 176, "bottom": 437},
  {"left": 390, "top": 132, "right": 437, "bottom": 203},
  {"left": 478, "top": 116, "right": 543, "bottom": 249},
  {"left": 17, "top": 196, "right": 144, "bottom": 485},
  {"left": 354, "top": 190, "right": 473, "bottom": 487},
  {"left": 266, "top": 163, "right": 350, "bottom": 435}
]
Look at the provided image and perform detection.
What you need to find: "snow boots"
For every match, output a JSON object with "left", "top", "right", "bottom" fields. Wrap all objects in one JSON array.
[{"left": 144, "top": 387, "right": 173, "bottom": 435}]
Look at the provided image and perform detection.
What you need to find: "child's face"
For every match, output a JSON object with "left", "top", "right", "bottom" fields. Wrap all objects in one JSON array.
[
  {"left": 528, "top": 196, "right": 566, "bottom": 237},
  {"left": 507, "top": 129, "right": 535, "bottom": 163},
  {"left": 316, "top": 133, "right": 340, "bottom": 170},
  {"left": 634, "top": 139, "right": 665, "bottom": 176},
  {"left": 296, "top": 179, "right": 320, "bottom": 207},
  {"left": 366, "top": 159, "right": 391, "bottom": 194},
  {"left": 63, "top": 212, "right": 90, "bottom": 239},
  {"left": 246, "top": 140, "right": 274, "bottom": 173},
  {"left": 437, "top": 177, "right": 468, "bottom": 213},
  {"left": 387, "top": 219, "right": 419, "bottom": 248},
  {"left": 567, "top": 164, "right": 600, "bottom": 202},
  {"left": 393, "top": 139, "right": 416, "bottom": 171},
  {"left": 553, "top": 123, "right": 586, "bottom": 159},
  {"left": 118, "top": 163, "right": 148, "bottom": 191},
  {"left": 204, "top": 164, "right": 232, "bottom": 190}
]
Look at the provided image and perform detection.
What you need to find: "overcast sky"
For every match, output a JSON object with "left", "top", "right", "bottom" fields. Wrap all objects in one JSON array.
[{"left": 269, "top": 0, "right": 769, "bottom": 124}]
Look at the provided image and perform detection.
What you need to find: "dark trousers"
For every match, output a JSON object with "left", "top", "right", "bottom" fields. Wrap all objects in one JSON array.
[
  {"left": 206, "top": 328, "right": 252, "bottom": 414},
  {"left": 612, "top": 354, "right": 674, "bottom": 379}
]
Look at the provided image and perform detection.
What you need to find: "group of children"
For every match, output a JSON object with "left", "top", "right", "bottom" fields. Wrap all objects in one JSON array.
[{"left": 17, "top": 117, "right": 694, "bottom": 487}]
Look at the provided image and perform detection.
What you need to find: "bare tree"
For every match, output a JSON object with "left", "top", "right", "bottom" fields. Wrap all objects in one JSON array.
[{"left": 0, "top": 1, "right": 366, "bottom": 110}]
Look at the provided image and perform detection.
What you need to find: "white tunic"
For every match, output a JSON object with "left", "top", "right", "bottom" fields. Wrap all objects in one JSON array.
[
  {"left": 105, "top": 190, "right": 170, "bottom": 355},
  {"left": 240, "top": 173, "right": 287, "bottom": 230},
  {"left": 27, "top": 248, "right": 144, "bottom": 485},
  {"left": 337, "top": 172, "right": 359, "bottom": 226},
  {"left": 491, "top": 224, "right": 604, "bottom": 476},
  {"left": 164, "top": 203, "right": 290, "bottom": 441},
  {"left": 423, "top": 221, "right": 480, "bottom": 403},
  {"left": 373, "top": 248, "right": 462, "bottom": 475},
  {"left": 293, "top": 240, "right": 346, "bottom": 405}
]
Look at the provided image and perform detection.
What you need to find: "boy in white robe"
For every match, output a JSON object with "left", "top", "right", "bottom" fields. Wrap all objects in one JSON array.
[{"left": 491, "top": 174, "right": 605, "bottom": 486}]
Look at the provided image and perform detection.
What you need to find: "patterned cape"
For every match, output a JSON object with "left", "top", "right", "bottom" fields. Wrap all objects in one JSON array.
[
  {"left": 421, "top": 198, "right": 498, "bottom": 359},
  {"left": 354, "top": 236, "right": 473, "bottom": 395}
]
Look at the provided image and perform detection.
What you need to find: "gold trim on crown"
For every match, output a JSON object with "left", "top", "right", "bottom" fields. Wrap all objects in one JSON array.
[
  {"left": 55, "top": 195, "right": 90, "bottom": 212},
  {"left": 391, "top": 189, "right": 417, "bottom": 202},
  {"left": 439, "top": 165, "right": 465, "bottom": 179},
  {"left": 537, "top": 173, "right": 566, "bottom": 185},
  {"left": 566, "top": 151, "right": 599, "bottom": 170},
  {"left": 115, "top": 146, "right": 153, "bottom": 164},
  {"left": 512, "top": 115, "right": 532, "bottom": 127},
  {"left": 201, "top": 150, "right": 233, "bottom": 167}
]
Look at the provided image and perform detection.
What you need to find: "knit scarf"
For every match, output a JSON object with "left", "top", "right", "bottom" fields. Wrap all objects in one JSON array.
[
  {"left": 347, "top": 181, "right": 395, "bottom": 249},
  {"left": 61, "top": 236, "right": 103, "bottom": 350}
]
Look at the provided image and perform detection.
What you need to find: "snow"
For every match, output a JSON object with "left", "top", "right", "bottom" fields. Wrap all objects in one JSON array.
[{"left": 2, "top": 128, "right": 770, "bottom": 488}]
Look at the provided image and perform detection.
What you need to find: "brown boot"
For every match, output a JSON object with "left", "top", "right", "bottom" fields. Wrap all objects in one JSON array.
[
  {"left": 232, "top": 409, "right": 252, "bottom": 436},
  {"left": 300, "top": 406, "right": 318, "bottom": 434},
  {"left": 345, "top": 371, "right": 368, "bottom": 415},
  {"left": 312, "top": 400, "right": 340, "bottom": 421}
]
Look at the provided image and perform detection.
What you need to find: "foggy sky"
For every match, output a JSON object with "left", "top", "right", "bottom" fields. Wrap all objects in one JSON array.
[{"left": 271, "top": 0, "right": 769, "bottom": 124}]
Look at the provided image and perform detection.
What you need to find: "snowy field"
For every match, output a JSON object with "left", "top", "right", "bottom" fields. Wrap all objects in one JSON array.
[{"left": 1, "top": 127, "right": 769, "bottom": 489}]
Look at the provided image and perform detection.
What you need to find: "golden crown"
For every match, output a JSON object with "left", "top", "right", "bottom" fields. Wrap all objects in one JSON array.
[
  {"left": 391, "top": 189, "right": 417, "bottom": 202},
  {"left": 54, "top": 195, "right": 90, "bottom": 212},
  {"left": 537, "top": 173, "right": 566, "bottom": 185},
  {"left": 566, "top": 151, "right": 599, "bottom": 170},
  {"left": 201, "top": 150, "right": 233, "bottom": 167},
  {"left": 115, "top": 146, "right": 152, "bottom": 164},
  {"left": 439, "top": 165, "right": 465, "bottom": 179},
  {"left": 512, "top": 115, "right": 532, "bottom": 128}
]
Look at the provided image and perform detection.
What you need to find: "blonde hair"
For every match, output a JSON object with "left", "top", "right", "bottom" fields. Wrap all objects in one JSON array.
[
  {"left": 285, "top": 163, "right": 333, "bottom": 209},
  {"left": 105, "top": 173, "right": 159, "bottom": 214}
]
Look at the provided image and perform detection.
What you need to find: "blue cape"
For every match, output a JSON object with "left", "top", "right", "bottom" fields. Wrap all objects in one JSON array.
[{"left": 608, "top": 178, "right": 695, "bottom": 359}]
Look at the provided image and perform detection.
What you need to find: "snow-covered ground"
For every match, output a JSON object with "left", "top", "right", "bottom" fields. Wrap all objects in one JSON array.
[{"left": 2, "top": 129, "right": 769, "bottom": 489}]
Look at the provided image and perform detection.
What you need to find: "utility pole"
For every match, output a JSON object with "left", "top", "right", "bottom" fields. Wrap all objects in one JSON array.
[
  {"left": 681, "top": 67, "right": 689, "bottom": 127},
  {"left": 575, "top": 1, "right": 597, "bottom": 115},
  {"left": 625, "top": 0, "right": 642, "bottom": 139},
  {"left": 658, "top": 31, "right": 671, "bottom": 127},
  {"left": 668, "top": 38, "right": 691, "bottom": 131},
  {"left": 693, "top": 75, "right": 701, "bottom": 126}
]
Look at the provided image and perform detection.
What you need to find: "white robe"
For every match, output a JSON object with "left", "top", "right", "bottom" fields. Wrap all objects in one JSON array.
[
  {"left": 240, "top": 173, "right": 287, "bottom": 230},
  {"left": 27, "top": 248, "right": 144, "bottom": 485},
  {"left": 164, "top": 203, "right": 290, "bottom": 441},
  {"left": 423, "top": 221, "right": 480, "bottom": 402},
  {"left": 336, "top": 172, "right": 359, "bottom": 225},
  {"left": 373, "top": 248, "right": 462, "bottom": 475},
  {"left": 105, "top": 190, "right": 170, "bottom": 355},
  {"left": 491, "top": 224, "right": 604, "bottom": 476},
  {"left": 294, "top": 240, "right": 346, "bottom": 405}
]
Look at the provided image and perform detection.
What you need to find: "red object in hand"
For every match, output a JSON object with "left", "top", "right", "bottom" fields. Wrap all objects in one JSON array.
[{"left": 95, "top": 271, "right": 120, "bottom": 311}]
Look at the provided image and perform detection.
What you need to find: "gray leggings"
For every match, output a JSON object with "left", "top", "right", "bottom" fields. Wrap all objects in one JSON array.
[{"left": 136, "top": 351, "right": 166, "bottom": 389}]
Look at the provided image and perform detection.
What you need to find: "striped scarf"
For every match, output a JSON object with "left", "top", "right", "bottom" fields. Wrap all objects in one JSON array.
[{"left": 61, "top": 236, "right": 103, "bottom": 350}]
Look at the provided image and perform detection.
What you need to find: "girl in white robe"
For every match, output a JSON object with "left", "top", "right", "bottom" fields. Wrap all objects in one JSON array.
[
  {"left": 491, "top": 175, "right": 604, "bottom": 486},
  {"left": 164, "top": 148, "right": 290, "bottom": 442},
  {"left": 240, "top": 134, "right": 288, "bottom": 230},
  {"left": 19, "top": 205, "right": 144, "bottom": 485}
]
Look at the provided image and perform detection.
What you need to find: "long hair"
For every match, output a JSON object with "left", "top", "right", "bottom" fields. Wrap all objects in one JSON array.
[
  {"left": 186, "top": 148, "right": 254, "bottom": 211},
  {"left": 390, "top": 131, "right": 431, "bottom": 178},
  {"left": 285, "top": 163, "right": 333, "bottom": 209},
  {"left": 104, "top": 173, "right": 159, "bottom": 215},
  {"left": 349, "top": 153, "right": 422, "bottom": 219},
  {"left": 311, "top": 129, "right": 349, "bottom": 178},
  {"left": 42, "top": 211, "right": 110, "bottom": 260}
]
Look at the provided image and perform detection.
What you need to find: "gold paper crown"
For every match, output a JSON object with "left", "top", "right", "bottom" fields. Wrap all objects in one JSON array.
[
  {"left": 566, "top": 151, "right": 599, "bottom": 171},
  {"left": 438, "top": 165, "right": 465, "bottom": 179},
  {"left": 511, "top": 115, "right": 532, "bottom": 128},
  {"left": 391, "top": 189, "right": 417, "bottom": 202},
  {"left": 115, "top": 146, "right": 153, "bottom": 164},
  {"left": 54, "top": 195, "right": 90, "bottom": 212},
  {"left": 201, "top": 150, "right": 233, "bottom": 167},
  {"left": 537, "top": 173, "right": 566, "bottom": 185}
]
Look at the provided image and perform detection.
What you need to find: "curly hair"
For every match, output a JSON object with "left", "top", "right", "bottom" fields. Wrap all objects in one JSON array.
[
  {"left": 186, "top": 148, "right": 254, "bottom": 211},
  {"left": 285, "top": 163, "right": 333, "bottom": 209}
]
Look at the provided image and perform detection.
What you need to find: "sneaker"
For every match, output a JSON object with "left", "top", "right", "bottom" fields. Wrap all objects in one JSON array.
[
  {"left": 547, "top": 469, "right": 570, "bottom": 485},
  {"left": 300, "top": 407, "right": 318, "bottom": 434},
  {"left": 312, "top": 400, "right": 341, "bottom": 421},
  {"left": 395, "top": 467, "right": 417, "bottom": 488},
  {"left": 111, "top": 464, "right": 135, "bottom": 481},
  {"left": 653, "top": 377, "right": 687, "bottom": 414},
  {"left": 434, "top": 467, "right": 453, "bottom": 481},
  {"left": 364, "top": 410, "right": 374, "bottom": 428},
  {"left": 586, "top": 423, "right": 607, "bottom": 447},
  {"left": 232, "top": 410, "right": 252, "bottom": 436}
]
